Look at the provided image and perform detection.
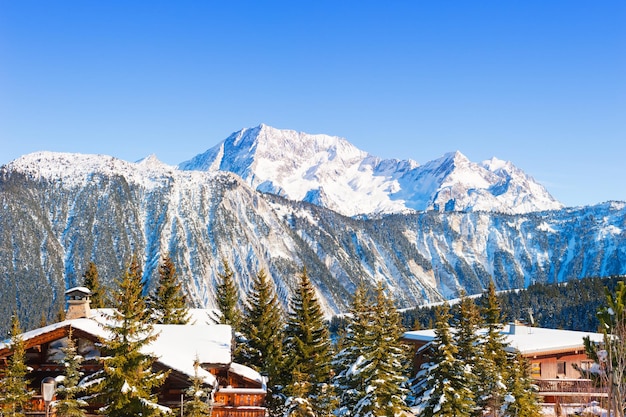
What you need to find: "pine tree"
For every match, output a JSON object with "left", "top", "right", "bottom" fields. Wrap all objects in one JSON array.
[
  {"left": 183, "top": 357, "right": 213, "bottom": 417},
  {"left": 584, "top": 280, "right": 626, "bottom": 417},
  {"left": 412, "top": 303, "right": 475, "bottom": 417},
  {"left": 453, "top": 292, "right": 481, "bottom": 416},
  {"left": 241, "top": 269, "right": 286, "bottom": 414},
  {"left": 283, "top": 370, "right": 316, "bottom": 417},
  {"left": 91, "top": 254, "right": 169, "bottom": 417},
  {"left": 55, "top": 326, "right": 87, "bottom": 417},
  {"left": 333, "top": 283, "right": 409, "bottom": 415},
  {"left": 82, "top": 261, "right": 106, "bottom": 308},
  {"left": 283, "top": 268, "right": 336, "bottom": 416},
  {"left": 215, "top": 258, "right": 243, "bottom": 330},
  {"left": 0, "top": 314, "right": 32, "bottom": 417},
  {"left": 332, "top": 282, "right": 372, "bottom": 417},
  {"left": 476, "top": 280, "right": 510, "bottom": 417},
  {"left": 349, "top": 283, "right": 410, "bottom": 417},
  {"left": 501, "top": 352, "right": 541, "bottom": 417},
  {"left": 149, "top": 253, "right": 190, "bottom": 324}
]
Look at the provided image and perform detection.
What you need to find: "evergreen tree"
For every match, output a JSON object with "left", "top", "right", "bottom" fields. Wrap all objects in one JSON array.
[
  {"left": 82, "top": 261, "right": 106, "bottom": 308},
  {"left": 39, "top": 311, "right": 48, "bottom": 327},
  {"left": 283, "top": 268, "right": 336, "bottom": 416},
  {"left": 332, "top": 282, "right": 372, "bottom": 417},
  {"left": 501, "top": 352, "right": 541, "bottom": 417},
  {"left": 583, "top": 280, "right": 626, "bottom": 417},
  {"left": 476, "top": 280, "right": 510, "bottom": 417},
  {"left": 215, "top": 258, "right": 243, "bottom": 330},
  {"left": 57, "top": 303, "right": 66, "bottom": 322},
  {"left": 91, "top": 254, "right": 169, "bottom": 417},
  {"left": 55, "top": 326, "right": 87, "bottom": 417},
  {"left": 283, "top": 370, "right": 315, "bottom": 417},
  {"left": 183, "top": 357, "right": 213, "bottom": 417},
  {"left": 149, "top": 253, "right": 190, "bottom": 324},
  {"left": 350, "top": 283, "right": 410, "bottom": 417},
  {"left": 0, "top": 314, "right": 32, "bottom": 417},
  {"left": 453, "top": 293, "right": 481, "bottom": 416},
  {"left": 241, "top": 269, "right": 286, "bottom": 414},
  {"left": 412, "top": 303, "right": 475, "bottom": 417}
]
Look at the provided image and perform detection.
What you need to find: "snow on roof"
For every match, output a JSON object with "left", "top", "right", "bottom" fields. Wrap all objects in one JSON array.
[
  {"left": 403, "top": 322, "right": 605, "bottom": 355},
  {"left": 0, "top": 309, "right": 260, "bottom": 387},
  {"left": 229, "top": 362, "right": 265, "bottom": 387},
  {"left": 148, "top": 324, "right": 233, "bottom": 386},
  {"left": 187, "top": 308, "right": 221, "bottom": 325},
  {"left": 65, "top": 286, "right": 91, "bottom": 295},
  {"left": 0, "top": 317, "right": 109, "bottom": 350}
]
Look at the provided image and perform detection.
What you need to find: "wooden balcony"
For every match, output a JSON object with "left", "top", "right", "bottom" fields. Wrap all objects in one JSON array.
[{"left": 534, "top": 379, "right": 608, "bottom": 398}]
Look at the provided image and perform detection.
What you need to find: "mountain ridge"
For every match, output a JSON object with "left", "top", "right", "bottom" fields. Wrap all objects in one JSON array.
[
  {"left": 1, "top": 126, "right": 623, "bottom": 336},
  {"left": 179, "top": 124, "right": 563, "bottom": 216}
]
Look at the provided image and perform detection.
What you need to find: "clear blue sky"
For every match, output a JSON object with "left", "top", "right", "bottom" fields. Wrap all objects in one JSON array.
[{"left": 1, "top": 1, "right": 624, "bottom": 207}]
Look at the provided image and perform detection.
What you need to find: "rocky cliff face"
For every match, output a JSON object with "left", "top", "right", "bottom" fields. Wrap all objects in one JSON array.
[{"left": 1, "top": 150, "right": 624, "bottom": 334}]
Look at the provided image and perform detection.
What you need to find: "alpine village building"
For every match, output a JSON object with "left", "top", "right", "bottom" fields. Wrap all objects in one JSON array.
[
  {"left": 403, "top": 321, "right": 607, "bottom": 408},
  {"left": 0, "top": 287, "right": 267, "bottom": 417}
]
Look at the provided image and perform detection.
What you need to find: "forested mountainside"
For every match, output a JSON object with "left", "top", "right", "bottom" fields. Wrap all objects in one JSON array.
[
  {"left": 401, "top": 275, "right": 625, "bottom": 333},
  {"left": 1, "top": 151, "right": 625, "bottom": 335}
]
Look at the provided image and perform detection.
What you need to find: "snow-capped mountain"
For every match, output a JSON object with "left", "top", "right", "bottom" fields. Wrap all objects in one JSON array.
[
  {"left": 179, "top": 124, "right": 563, "bottom": 216},
  {"left": 1, "top": 148, "right": 624, "bottom": 336}
]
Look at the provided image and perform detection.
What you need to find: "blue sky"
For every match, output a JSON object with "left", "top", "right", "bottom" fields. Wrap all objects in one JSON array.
[{"left": 1, "top": 1, "right": 624, "bottom": 207}]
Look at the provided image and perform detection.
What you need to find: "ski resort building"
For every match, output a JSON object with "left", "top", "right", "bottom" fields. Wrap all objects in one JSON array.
[
  {"left": 0, "top": 287, "right": 267, "bottom": 416},
  {"left": 403, "top": 321, "right": 607, "bottom": 405}
]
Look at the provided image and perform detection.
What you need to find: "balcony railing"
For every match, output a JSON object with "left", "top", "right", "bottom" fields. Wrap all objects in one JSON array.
[{"left": 534, "top": 379, "right": 608, "bottom": 397}]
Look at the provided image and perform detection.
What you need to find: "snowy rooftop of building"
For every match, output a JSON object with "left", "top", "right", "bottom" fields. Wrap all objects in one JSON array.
[
  {"left": 0, "top": 309, "right": 261, "bottom": 388},
  {"left": 403, "top": 322, "right": 605, "bottom": 355}
]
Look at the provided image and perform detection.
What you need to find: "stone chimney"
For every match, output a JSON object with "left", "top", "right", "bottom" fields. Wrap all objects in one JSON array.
[
  {"left": 65, "top": 287, "right": 92, "bottom": 319},
  {"left": 509, "top": 320, "right": 527, "bottom": 335}
]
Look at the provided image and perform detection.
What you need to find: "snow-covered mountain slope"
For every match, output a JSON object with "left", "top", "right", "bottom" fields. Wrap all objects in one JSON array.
[
  {"left": 1, "top": 151, "right": 624, "bottom": 335},
  {"left": 179, "top": 124, "right": 563, "bottom": 216}
]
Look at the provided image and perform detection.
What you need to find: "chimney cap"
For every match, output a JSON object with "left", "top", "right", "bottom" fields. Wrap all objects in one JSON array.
[{"left": 65, "top": 286, "right": 92, "bottom": 297}]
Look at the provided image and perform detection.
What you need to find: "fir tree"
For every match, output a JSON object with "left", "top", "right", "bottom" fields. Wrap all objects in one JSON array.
[
  {"left": 241, "top": 269, "right": 286, "bottom": 414},
  {"left": 183, "top": 357, "right": 213, "bottom": 417},
  {"left": 91, "top": 254, "right": 169, "bottom": 417},
  {"left": 584, "top": 280, "right": 626, "bottom": 417},
  {"left": 57, "top": 303, "right": 66, "bottom": 322},
  {"left": 348, "top": 283, "right": 410, "bottom": 417},
  {"left": 215, "top": 258, "right": 243, "bottom": 330},
  {"left": 332, "top": 282, "right": 372, "bottom": 417},
  {"left": 283, "top": 369, "right": 315, "bottom": 417},
  {"left": 283, "top": 268, "right": 336, "bottom": 416},
  {"left": 149, "top": 253, "right": 190, "bottom": 324},
  {"left": 82, "top": 261, "right": 106, "bottom": 308},
  {"left": 453, "top": 292, "right": 481, "bottom": 416},
  {"left": 412, "top": 303, "right": 475, "bottom": 417},
  {"left": 0, "top": 314, "right": 32, "bottom": 417},
  {"left": 501, "top": 352, "right": 541, "bottom": 417},
  {"left": 333, "top": 283, "right": 409, "bottom": 415},
  {"left": 55, "top": 326, "right": 87, "bottom": 417},
  {"left": 476, "top": 280, "right": 510, "bottom": 417}
]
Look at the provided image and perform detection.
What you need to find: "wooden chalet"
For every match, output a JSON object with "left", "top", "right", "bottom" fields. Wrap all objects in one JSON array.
[
  {"left": 403, "top": 321, "right": 607, "bottom": 406},
  {"left": 0, "top": 287, "right": 267, "bottom": 416}
]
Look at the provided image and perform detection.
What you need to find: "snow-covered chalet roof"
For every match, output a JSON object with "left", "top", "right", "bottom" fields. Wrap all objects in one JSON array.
[
  {"left": 403, "top": 322, "right": 605, "bottom": 355},
  {"left": 0, "top": 309, "right": 262, "bottom": 388}
]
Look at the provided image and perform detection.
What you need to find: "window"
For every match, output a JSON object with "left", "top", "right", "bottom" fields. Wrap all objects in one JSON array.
[
  {"left": 580, "top": 360, "right": 594, "bottom": 371},
  {"left": 557, "top": 361, "right": 566, "bottom": 375},
  {"left": 531, "top": 362, "right": 541, "bottom": 378}
]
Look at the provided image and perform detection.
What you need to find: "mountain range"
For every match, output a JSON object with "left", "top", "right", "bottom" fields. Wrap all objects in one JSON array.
[
  {"left": 0, "top": 125, "right": 624, "bottom": 333},
  {"left": 179, "top": 124, "right": 563, "bottom": 217}
]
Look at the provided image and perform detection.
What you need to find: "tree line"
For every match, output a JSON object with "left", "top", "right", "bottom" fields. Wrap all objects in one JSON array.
[
  {"left": 3, "top": 253, "right": 621, "bottom": 417},
  {"left": 0, "top": 254, "right": 410, "bottom": 417},
  {"left": 409, "top": 283, "right": 540, "bottom": 417}
]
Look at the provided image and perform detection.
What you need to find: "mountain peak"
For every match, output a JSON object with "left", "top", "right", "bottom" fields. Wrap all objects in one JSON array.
[{"left": 179, "top": 126, "right": 563, "bottom": 216}]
